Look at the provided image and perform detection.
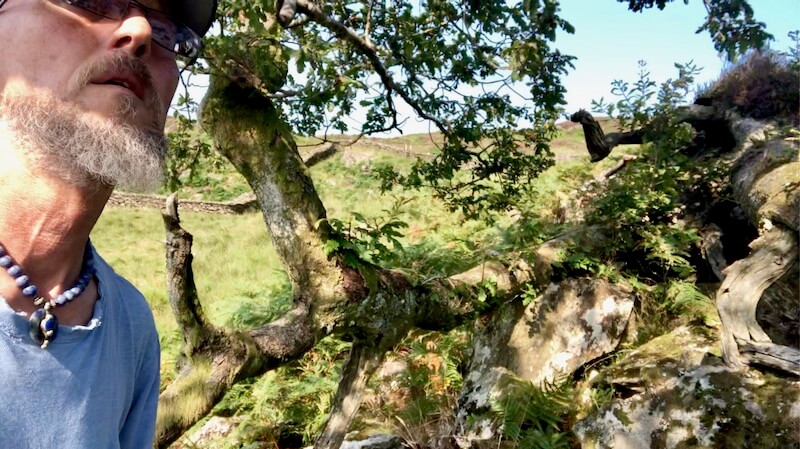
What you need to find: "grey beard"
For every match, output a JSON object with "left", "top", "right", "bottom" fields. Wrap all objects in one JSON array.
[{"left": 0, "top": 92, "right": 167, "bottom": 192}]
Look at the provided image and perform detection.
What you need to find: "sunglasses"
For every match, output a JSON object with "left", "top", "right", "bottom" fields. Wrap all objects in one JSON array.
[{"left": 62, "top": 0, "right": 203, "bottom": 62}]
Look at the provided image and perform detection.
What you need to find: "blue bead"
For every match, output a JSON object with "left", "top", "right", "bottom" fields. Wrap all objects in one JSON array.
[
  {"left": 70, "top": 287, "right": 82, "bottom": 295},
  {"left": 0, "top": 256, "right": 12, "bottom": 268},
  {"left": 14, "top": 275, "right": 29, "bottom": 287},
  {"left": 22, "top": 285, "right": 37, "bottom": 296},
  {"left": 55, "top": 295, "right": 67, "bottom": 305},
  {"left": 7, "top": 265, "right": 21, "bottom": 277},
  {"left": 42, "top": 316, "right": 57, "bottom": 331},
  {"left": 0, "top": 245, "right": 5, "bottom": 256},
  {"left": 63, "top": 290, "right": 75, "bottom": 301}
]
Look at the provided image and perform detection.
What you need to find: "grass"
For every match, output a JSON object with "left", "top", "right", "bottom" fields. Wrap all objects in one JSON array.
[{"left": 91, "top": 208, "right": 290, "bottom": 375}]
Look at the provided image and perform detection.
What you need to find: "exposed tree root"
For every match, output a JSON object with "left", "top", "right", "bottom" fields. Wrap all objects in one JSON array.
[{"left": 717, "top": 226, "right": 798, "bottom": 371}]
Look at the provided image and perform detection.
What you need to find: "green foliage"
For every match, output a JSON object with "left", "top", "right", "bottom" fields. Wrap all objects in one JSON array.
[
  {"left": 384, "top": 330, "right": 469, "bottom": 447},
  {"left": 520, "top": 283, "right": 541, "bottom": 307},
  {"left": 489, "top": 377, "right": 576, "bottom": 449},
  {"left": 204, "top": 0, "right": 578, "bottom": 217},
  {"left": 165, "top": 113, "right": 216, "bottom": 193},
  {"left": 786, "top": 30, "right": 800, "bottom": 72},
  {"left": 552, "top": 247, "right": 620, "bottom": 281},
  {"left": 664, "top": 279, "right": 712, "bottom": 311},
  {"left": 587, "top": 62, "right": 705, "bottom": 281},
  {"left": 696, "top": 0, "right": 774, "bottom": 61},
  {"left": 213, "top": 337, "right": 351, "bottom": 447},
  {"left": 170, "top": 0, "right": 774, "bottom": 218},
  {"left": 593, "top": 60, "right": 701, "bottom": 134},
  {"left": 319, "top": 212, "right": 408, "bottom": 267}
]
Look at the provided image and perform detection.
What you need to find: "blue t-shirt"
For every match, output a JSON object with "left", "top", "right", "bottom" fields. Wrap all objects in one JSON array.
[{"left": 0, "top": 248, "right": 160, "bottom": 449}]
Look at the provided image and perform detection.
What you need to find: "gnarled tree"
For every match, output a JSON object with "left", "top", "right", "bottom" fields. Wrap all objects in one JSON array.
[{"left": 156, "top": 0, "right": 781, "bottom": 447}]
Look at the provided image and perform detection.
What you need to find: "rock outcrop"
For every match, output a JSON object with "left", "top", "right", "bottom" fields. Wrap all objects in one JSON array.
[{"left": 455, "top": 278, "right": 635, "bottom": 447}]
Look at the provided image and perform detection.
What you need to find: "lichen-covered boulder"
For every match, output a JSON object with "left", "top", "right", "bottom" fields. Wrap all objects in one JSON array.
[
  {"left": 574, "top": 326, "right": 800, "bottom": 448},
  {"left": 455, "top": 278, "right": 635, "bottom": 448}
]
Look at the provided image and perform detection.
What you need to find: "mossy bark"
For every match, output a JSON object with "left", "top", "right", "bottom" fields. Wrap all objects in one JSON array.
[{"left": 201, "top": 72, "right": 347, "bottom": 331}]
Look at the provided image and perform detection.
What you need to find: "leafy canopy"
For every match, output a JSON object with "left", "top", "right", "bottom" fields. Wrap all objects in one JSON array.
[{"left": 171, "top": 0, "right": 774, "bottom": 216}]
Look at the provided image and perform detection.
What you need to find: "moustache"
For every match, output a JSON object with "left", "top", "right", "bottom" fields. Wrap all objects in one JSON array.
[{"left": 74, "top": 51, "right": 164, "bottom": 127}]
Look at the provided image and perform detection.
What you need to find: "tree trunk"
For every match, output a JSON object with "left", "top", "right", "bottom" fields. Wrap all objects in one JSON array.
[
  {"left": 713, "top": 111, "right": 799, "bottom": 373},
  {"left": 158, "top": 64, "right": 604, "bottom": 445}
]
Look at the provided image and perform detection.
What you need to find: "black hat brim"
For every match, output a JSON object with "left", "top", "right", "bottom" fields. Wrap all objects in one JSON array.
[{"left": 171, "top": 0, "right": 217, "bottom": 36}]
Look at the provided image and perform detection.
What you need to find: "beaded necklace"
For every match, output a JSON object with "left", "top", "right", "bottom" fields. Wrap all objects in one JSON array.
[{"left": 0, "top": 242, "right": 96, "bottom": 349}]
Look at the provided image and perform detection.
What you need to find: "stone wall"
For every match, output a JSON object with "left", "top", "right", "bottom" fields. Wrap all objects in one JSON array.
[{"left": 108, "top": 191, "right": 259, "bottom": 215}]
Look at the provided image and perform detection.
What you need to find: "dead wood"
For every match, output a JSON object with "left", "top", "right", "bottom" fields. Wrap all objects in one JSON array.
[
  {"left": 714, "top": 111, "right": 799, "bottom": 373},
  {"left": 571, "top": 105, "right": 799, "bottom": 375},
  {"left": 739, "top": 340, "right": 800, "bottom": 376},
  {"left": 569, "top": 110, "right": 644, "bottom": 162},
  {"left": 597, "top": 154, "right": 637, "bottom": 180},
  {"left": 314, "top": 342, "right": 388, "bottom": 449},
  {"left": 157, "top": 196, "right": 315, "bottom": 448},
  {"left": 717, "top": 223, "right": 798, "bottom": 369}
]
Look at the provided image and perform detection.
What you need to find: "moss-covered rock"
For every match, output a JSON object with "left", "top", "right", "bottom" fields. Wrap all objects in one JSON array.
[
  {"left": 575, "top": 326, "right": 800, "bottom": 448},
  {"left": 456, "top": 278, "right": 635, "bottom": 447}
]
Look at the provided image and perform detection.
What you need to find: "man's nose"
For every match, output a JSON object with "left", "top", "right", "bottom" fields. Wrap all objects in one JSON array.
[{"left": 108, "top": 5, "right": 153, "bottom": 58}]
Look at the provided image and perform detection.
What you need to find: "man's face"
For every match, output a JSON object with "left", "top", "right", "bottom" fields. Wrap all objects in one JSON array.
[{"left": 0, "top": 0, "right": 180, "bottom": 131}]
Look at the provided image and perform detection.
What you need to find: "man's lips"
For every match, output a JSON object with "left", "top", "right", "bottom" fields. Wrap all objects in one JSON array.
[{"left": 91, "top": 69, "right": 147, "bottom": 101}]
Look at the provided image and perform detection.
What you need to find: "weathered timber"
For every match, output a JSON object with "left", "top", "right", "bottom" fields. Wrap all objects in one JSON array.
[
  {"left": 597, "top": 154, "right": 637, "bottom": 180},
  {"left": 157, "top": 195, "right": 308, "bottom": 449},
  {"left": 571, "top": 105, "right": 799, "bottom": 375},
  {"left": 315, "top": 342, "right": 388, "bottom": 449},
  {"left": 717, "top": 226, "right": 798, "bottom": 370},
  {"left": 569, "top": 110, "right": 644, "bottom": 162},
  {"left": 714, "top": 110, "right": 799, "bottom": 373}
]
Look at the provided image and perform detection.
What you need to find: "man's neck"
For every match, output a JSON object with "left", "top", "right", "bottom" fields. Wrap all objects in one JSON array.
[{"left": 0, "top": 140, "right": 111, "bottom": 322}]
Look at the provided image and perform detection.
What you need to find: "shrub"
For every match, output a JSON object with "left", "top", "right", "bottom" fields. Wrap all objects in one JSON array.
[{"left": 698, "top": 50, "right": 799, "bottom": 124}]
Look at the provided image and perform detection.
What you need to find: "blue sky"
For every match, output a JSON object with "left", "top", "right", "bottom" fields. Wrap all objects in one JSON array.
[{"left": 557, "top": 0, "right": 799, "bottom": 115}]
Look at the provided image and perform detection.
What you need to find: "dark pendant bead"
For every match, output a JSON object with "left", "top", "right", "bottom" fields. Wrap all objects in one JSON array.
[
  {"left": 28, "top": 309, "right": 47, "bottom": 346},
  {"left": 28, "top": 308, "right": 58, "bottom": 348}
]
